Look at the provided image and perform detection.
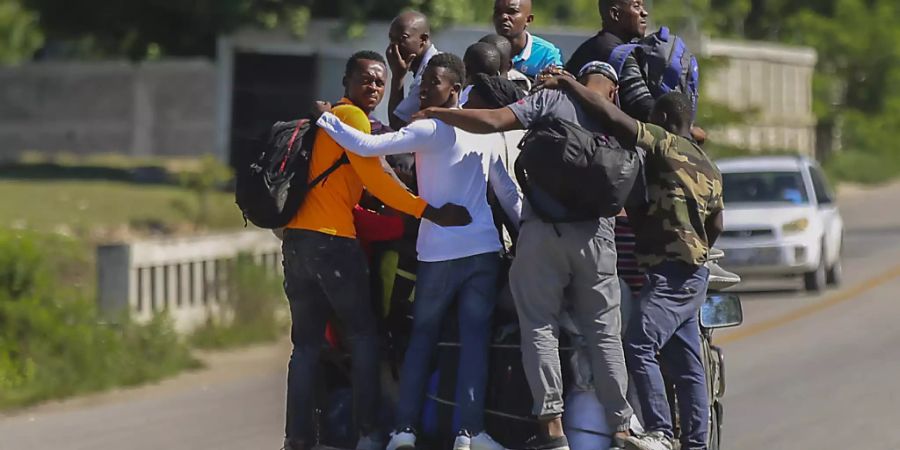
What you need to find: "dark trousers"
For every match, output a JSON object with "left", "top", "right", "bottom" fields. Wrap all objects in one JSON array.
[
  {"left": 282, "top": 229, "right": 379, "bottom": 441},
  {"left": 624, "top": 261, "right": 710, "bottom": 450}
]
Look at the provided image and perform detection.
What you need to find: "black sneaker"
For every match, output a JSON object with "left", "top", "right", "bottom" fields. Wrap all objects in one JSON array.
[
  {"left": 522, "top": 434, "right": 570, "bottom": 450},
  {"left": 282, "top": 438, "right": 310, "bottom": 450}
]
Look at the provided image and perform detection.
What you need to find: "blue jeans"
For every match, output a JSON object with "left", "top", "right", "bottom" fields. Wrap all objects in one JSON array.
[
  {"left": 624, "top": 261, "right": 710, "bottom": 450},
  {"left": 282, "top": 229, "right": 379, "bottom": 442},
  {"left": 395, "top": 252, "right": 501, "bottom": 434}
]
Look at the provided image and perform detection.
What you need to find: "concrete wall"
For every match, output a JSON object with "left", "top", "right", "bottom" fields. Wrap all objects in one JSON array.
[
  {"left": 0, "top": 59, "right": 216, "bottom": 160},
  {"left": 0, "top": 21, "right": 817, "bottom": 160},
  {"left": 97, "top": 230, "right": 282, "bottom": 333},
  {"left": 700, "top": 38, "right": 818, "bottom": 155},
  {"left": 224, "top": 21, "right": 818, "bottom": 156}
]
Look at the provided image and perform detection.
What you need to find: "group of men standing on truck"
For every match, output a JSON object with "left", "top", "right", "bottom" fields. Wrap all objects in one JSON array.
[{"left": 276, "top": 1, "right": 724, "bottom": 450}]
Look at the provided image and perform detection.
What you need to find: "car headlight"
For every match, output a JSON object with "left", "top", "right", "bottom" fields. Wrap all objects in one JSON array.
[{"left": 782, "top": 218, "right": 810, "bottom": 234}]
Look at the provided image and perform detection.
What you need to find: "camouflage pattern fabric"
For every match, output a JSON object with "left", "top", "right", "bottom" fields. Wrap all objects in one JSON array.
[{"left": 631, "top": 122, "right": 724, "bottom": 268}]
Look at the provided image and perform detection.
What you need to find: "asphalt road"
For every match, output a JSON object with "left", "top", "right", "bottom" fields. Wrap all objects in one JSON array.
[
  {"left": 2, "top": 183, "right": 900, "bottom": 450},
  {"left": 719, "top": 182, "right": 900, "bottom": 449}
]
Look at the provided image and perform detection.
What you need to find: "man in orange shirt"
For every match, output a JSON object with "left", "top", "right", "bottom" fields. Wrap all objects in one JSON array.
[{"left": 281, "top": 51, "right": 470, "bottom": 450}]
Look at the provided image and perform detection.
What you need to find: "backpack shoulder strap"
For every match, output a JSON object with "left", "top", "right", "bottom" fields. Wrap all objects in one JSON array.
[
  {"left": 308, "top": 152, "right": 349, "bottom": 188},
  {"left": 661, "top": 37, "right": 690, "bottom": 94},
  {"left": 306, "top": 99, "right": 358, "bottom": 187}
]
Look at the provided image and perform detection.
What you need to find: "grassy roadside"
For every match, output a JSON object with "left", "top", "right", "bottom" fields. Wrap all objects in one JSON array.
[
  {"left": 0, "top": 156, "right": 288, "bottom": 411},
  {"left": 0, "top": 230, "right": 201, "bottom": 409},
  {"left": 0, "top": 229, "right": 287, "bottom": 410}
]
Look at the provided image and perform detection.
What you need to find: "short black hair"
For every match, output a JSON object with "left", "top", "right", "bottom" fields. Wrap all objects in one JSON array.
[
  {"left": 345, "top": 50, "right": 387, "bottom": 78},
  {"left": 653, "top": 92, "right": 694, "bottom": 129},
  {"left": 464, "top": 42, "right": 503, "bottom": 78},
  {"left": 479, "top": 34, "right": 513, "bottom": 61},
  {"left": 598, "top": 0, "right": 629, "bottom": 24},
  {"left": 425, "top": 53, "right": 466, "bottom": 86},
  {"left": 471, "top": 74, "right": 525, "bottom": 108}
]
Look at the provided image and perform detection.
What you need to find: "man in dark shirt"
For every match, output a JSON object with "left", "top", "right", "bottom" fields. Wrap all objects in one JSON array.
[
  {"left": 565, "top": 0, "right": 654, "bottom": 122},
  {"left": 542, "top": 74, "right": 724, "bottom": 450}
]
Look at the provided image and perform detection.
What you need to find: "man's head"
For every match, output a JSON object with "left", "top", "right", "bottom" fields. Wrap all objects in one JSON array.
[
  {"left": 389, "top": 11, "right": 431, "bottom": 63},
  {"left": 599, "top": 0, "right": 649, "bottom": 40},
  {"left": 464, "top": 73, "right": 525, "bottom": 109},
  {"left": 343, "top": 51, "right": 388, "bottom": 114},
  {"left": 479, "top": 34, "right": 514, "bottom": 74},
  {"left": 650, "top": 92, "right": 694, "bottom": 135},
  {"left": 420, "top": 53, "right": 466, "bottom": 109},
  {"left": 577, "top": 61, "right": 619, "bottom": 102},
  {"left": 493, "top": 0, "right": 533, "bottom": 40},
  {"left": 464, "top": 42, "right": 503, "bottom": 84}
]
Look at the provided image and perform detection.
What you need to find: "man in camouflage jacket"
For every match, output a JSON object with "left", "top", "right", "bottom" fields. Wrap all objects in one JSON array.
[{"left": 540, "top": 74, "right": 724, "bottom": 450}]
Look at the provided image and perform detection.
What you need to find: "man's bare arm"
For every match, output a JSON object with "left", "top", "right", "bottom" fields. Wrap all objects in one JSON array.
[
  {"left": 556, "top": 76, "right": 640, "bottom": 144},
  {"left": 416, "top": 107, "right": 523, "bottom": 134}
]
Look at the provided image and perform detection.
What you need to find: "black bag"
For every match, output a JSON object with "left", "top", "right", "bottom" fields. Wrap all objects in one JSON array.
[
  {"left": 514, "top": 118, "right": 639, "bottom": 222},
  {"left": 235, "top": 118, "right": 348, "bottom": 229},
  {"left": 483, "top": 325, "right": 538, "bottom": 448}
]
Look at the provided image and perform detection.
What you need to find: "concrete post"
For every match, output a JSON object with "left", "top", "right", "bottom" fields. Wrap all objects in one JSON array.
[{"left": 97, "top": 244, "right": 133, "bottom": 321}]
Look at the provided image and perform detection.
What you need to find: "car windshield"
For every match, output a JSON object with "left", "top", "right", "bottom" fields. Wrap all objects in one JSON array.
[{"left": 723, "top": 171, "right": 809, "bottom": 205}]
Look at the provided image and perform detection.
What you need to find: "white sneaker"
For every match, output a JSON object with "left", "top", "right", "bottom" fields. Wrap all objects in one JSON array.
[
  {"left": 453, "top": 430, "right": 472, "bottom": 450},
  {"left": 470, "top": 432, "right": 505, "bottom": 450},
  {"left": 356, "top": 434, "right": 384, "bottom": 450},
  {"left": 623, "top": 431, "right": 674, "bottom": 450},
  {"left": 386, "top": 428, "right": 417, "bottom": 450}
]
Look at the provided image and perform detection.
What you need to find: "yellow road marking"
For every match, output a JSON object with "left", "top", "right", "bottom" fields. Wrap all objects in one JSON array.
[{"left": 717, "top": 263, "right": 900, "bottom": 345}]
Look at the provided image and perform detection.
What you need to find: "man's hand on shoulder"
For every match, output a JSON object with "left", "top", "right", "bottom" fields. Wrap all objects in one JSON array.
[
  {"left": 691, "top": 125, "right": 708, "bottom": 146},
  {"left": 423, "top": 203, "right": 472, "bottom": 227},
  {"left": 311, "top": 100, "right": 332, "bottom": 121},
  {"left": 534, "top": 73, "right": 575, "bottom": 92}
]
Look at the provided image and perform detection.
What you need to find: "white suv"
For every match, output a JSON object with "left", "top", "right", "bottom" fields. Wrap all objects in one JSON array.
[{"left": 716, "top": 156, "right": 844, "bottom": 292}]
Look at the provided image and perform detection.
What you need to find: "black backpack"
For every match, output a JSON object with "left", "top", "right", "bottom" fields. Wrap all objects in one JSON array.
[
  {"left": 235, "top": 118, "right": 348, "bottom": 229},
  {"left": 514, "top": 118, "right": 639, "bottom": 222}
]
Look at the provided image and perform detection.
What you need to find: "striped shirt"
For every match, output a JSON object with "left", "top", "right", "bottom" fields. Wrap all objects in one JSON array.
[{"left": 615, "top": 215, "right": 645, "bottom": 297}]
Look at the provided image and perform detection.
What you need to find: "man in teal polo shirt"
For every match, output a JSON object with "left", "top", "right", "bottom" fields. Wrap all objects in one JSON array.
[{"left": 493, "top": 0, "right": 564, "bottom": 79}]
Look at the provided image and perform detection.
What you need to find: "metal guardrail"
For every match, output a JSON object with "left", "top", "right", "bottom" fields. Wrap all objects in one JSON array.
[{"left": 96, "top": 230, "right": 282, "bottom": 332}]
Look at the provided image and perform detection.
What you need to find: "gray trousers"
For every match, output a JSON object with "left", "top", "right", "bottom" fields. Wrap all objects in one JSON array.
[{"left": 510, "top": 219, "right": 633, "bottom": 432}]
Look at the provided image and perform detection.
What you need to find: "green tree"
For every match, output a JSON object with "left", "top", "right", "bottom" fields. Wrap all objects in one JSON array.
[{"left": 0, "top": 0, "right": 44, "bottom": 64}]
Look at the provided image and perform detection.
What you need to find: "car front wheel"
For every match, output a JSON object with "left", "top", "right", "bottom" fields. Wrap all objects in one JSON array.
[
  {"left": 827, "top": 239, "right": 843, "bottom": 287},
  {"left": 804, "top": 242, "right": 827, "bottom": 293}
]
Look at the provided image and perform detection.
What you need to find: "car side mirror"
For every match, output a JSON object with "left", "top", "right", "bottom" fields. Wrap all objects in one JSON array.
[{"left": 700, "top": 294, "right": 744, "bottom": 329}]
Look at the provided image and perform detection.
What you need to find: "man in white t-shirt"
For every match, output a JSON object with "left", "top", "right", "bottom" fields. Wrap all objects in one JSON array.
[
  {"left": 315, "top": 53, "right": 521, "bottom": 450},
  {"left": 387, "top": 11, "right": 440, "bottom": 130}
]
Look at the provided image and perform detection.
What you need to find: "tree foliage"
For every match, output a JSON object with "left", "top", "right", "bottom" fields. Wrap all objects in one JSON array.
[
  {"left": 0, "top": 0, "right": 44, "bottom": 64},
  {"left": 7, "top": 0, "right": 900, "bottom": 181}
]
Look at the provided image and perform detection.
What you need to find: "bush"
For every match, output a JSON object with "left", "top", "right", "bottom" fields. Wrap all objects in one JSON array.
[
  {"left": 0, "top": 229, "right": 199, "bottom": 409},
  {"left": 824, "top": 150, "right": 900, "bottom": 185},
  {"left": 190, "top": 253, "right": 288, "bottom": 349},
  {"left": 176, "top": 155, "right": 235, "bottom": 228}
]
